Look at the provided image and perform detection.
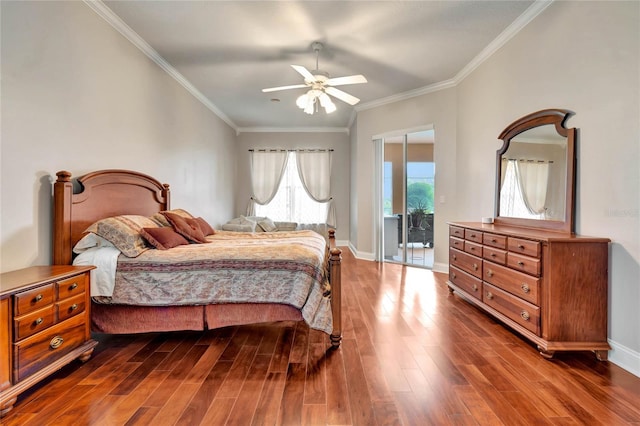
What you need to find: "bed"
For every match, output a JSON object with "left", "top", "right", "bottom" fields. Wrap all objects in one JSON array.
[{"left": 52, "top": 169, "right": 342, "bottom": 347}]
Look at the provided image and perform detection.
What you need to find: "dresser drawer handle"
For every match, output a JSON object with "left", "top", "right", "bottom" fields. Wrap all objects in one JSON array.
[
  {"left": 34, "top": 294, "right": 43, "bottom": 302},
  {"left": 490, "top": 253, "right": 497, "bottom": 258},
  {"left": 50, "top": 336, "right": 64, "bottom": 349},
  {"left": 486, "top": 270, "right": 494, "bottom": 277},
  {"left": 69, "top": 283, "right": 78, "bottom": 291},
  {"left": 491, "top": 239, "right": 497, "bottom": 243},
  {"left": 473, "top": 263, "right": 478, "bottom": 271},
  {"left": 486, "top": 292, "right": 494, "bottom": 300},
  {"left": 521, "top": 284, "right": 530, "bottom": 293},
  {"left": 517, "top": 261, "right": 525, "bottom": 267},
  {"left": 472, "top": 284, "right": 478, "bottom": 292},
  {"left": 69, "top": 304, "right": 78, "bottom": 312},
  {"left": 470, "top": 246, "right": 475, "bottom": 251},
  {"left": 452, "top": 254, "right": 457, "bottom": 260},
  {"left": 518, "top": 244, "right": 525, "bottom": 250},
  {"left": 452, "top": 272, "right": 457, "bottom": 279},
  {"left": 520, "top": 311, "right": 530, "bottom": 321},
  {"left": 454, "top": 241, "right": 459, "bottom": 246},
  {"left": 34, "top": 317, "right": 43, "bottom": 326},
  {"left": 470, "top": 234, "right": 476, "bottom": 238}
]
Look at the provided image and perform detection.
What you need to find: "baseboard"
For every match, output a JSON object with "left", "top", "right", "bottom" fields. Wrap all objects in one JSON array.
[
  {"left": 432, "top": 262, "right": 449, "bottom": 274},
  {"left": 347, "top": 242, "right": 376, "bottom": 261},
  {"left": 608, "top": 339, "right": 640, "bottom": 378},
  {"left": 335, "top": 239, "right": 349, "bottom": 247}
]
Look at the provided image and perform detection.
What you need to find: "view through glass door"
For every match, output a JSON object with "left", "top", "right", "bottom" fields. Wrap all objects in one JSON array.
[{"left": 382, "top": 130, "right": 435, "bottom": 268}]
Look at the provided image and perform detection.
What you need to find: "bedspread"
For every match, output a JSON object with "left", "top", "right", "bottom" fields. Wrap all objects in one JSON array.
[{"left": 105, "top": 230, "right": 332, "bottom": 333}]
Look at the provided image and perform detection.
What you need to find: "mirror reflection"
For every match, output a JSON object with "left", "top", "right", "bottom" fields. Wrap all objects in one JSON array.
[{"left": 498, "top": 124, "right": 568, "bottom": 221}]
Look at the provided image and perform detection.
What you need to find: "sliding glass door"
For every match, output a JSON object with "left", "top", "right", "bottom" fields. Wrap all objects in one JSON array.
[{"left": 381, "top": 130, "right": 435, "bottom": 268}]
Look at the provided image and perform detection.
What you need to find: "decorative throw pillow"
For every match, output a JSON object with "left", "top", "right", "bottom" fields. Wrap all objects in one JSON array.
[
  {"left": 89, "top": 215, "right": 159, "bottom": 257},
  {"left": 194, "top": 217, "right": 215, "bottom": 236},
  {"left": 162, "top": 211, "right": 208, "bottom": 243},
  {"left": 257, "top": 217, "right": 278, "bottom": 232},
  {"left": 221, "top": 223, "right": 254, "bottom": 232},
  {"left": 149, "top": 209, "right": 194, "bottom": 227},
  {"left": 140, "top": 227, "right": 189, "bottom": 250}
]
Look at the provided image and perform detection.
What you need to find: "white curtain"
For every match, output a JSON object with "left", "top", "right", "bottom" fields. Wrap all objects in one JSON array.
[
  {"left": 516, "top": 160, "right": 550, "bottom": 215},
  {"left": 248, "top": 150, "right": 289, "bottom": 215},
  {"left": 296, "top": 150, "right": 336, "bottom": 227}
]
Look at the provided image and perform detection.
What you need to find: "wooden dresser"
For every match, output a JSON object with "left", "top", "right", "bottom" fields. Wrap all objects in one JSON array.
[
  {"left": 447, "top": 222, "right": 610, "bottom": 360},
  {"left": 0, "top": 265, "right": 97, "bottom": 416}
]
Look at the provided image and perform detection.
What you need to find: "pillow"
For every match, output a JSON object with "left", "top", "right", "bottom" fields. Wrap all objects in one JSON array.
[
  {"left": 140, "top": 227, "right": 189, "bottom": 250},
  {"left": 89, "top": 215, "right": 159, "bottom": 257},
  {"left": 150, "top": 209, "right": 194, "bottom": 227},
  {"left": 221, "top": 223, "right": 254, "bottom": 232},
  {"left": 162, "top": 212, "right": 208, "bottom": 243},
  {"left": 194, "top": 217, "right": 215, "bottom": 236},
  {"left": 73, "top": 233, "right": 115, "bottom": 254},
  {"left": 257, "top": 217, "right": 278, "bottom": 232}
]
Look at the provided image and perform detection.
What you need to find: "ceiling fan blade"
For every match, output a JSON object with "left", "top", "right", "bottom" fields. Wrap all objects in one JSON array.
[
  {"left": 326, "top": 74, "right": 368, "bottom": 86},
  {"left": 262, "top": 84, "right": 307, "bottom": 93},
  {"left": 325, "top": 87, "right": 360, "bottom": 105},
  {"left": 291, "top": 65, "right": 316, "bottom": 82}
]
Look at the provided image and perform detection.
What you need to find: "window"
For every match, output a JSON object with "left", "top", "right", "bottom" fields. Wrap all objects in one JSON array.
[{"left": 255, "top": 152, "right": 328, "bottom": 223}]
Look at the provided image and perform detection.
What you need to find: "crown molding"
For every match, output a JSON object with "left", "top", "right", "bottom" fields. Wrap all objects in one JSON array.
[
  {"left": 355, "top": 79, "right": 457, "bottom": 112},
  {"left": 237, "top": 127, "right": 349, "bottom": 135},
  {"left": 83, "top": 0, "right": 237, "bottom": 131},
  {"left": 454, "top": 0, "right": 554, "bottom": 82}
]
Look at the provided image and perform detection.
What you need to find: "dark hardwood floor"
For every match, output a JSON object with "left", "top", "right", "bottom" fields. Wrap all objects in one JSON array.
[{"left": 3, "top": 249, "right": 640, "bottom": 425}]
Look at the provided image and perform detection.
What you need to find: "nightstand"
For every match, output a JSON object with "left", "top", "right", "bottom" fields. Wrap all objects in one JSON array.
[{"left": 0, "top": 265, "right": 97, "bottom": 417}]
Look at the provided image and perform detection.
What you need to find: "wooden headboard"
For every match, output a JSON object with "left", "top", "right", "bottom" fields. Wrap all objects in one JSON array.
[{"left": 53, "top": 170, "right": 171, "bottom": 265}]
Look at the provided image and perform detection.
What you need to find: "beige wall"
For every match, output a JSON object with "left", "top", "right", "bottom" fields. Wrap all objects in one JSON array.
[
  {"left": 351, "top": 1, "right": 639, "bottom": 373},
  {"left": 0, "top": 1, "right": 237, "bottom": 271}
]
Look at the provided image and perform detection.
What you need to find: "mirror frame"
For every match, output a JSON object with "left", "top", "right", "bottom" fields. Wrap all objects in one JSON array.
[{"left": 494, "top": 109, "right": 576, "bottom": 233}]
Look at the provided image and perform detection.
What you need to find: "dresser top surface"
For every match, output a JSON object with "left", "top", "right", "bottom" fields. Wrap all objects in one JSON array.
[
  {"left": 0, "top": 265, "right": 95, "bottom": 298},
  {"left": 449, "top": 222, "right": 610, "bottom": 243}
]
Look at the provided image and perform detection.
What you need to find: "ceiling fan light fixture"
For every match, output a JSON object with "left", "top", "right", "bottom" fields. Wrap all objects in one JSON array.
[{"left": 319, "top": 92, "right": 336, "bottom": 113}]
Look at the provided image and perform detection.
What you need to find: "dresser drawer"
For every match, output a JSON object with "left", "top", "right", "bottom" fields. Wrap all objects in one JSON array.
[
  {"left": 483, "top": 246, "right": 506, "bottom": 265},
  {"left": 450, "top": 248, "right": 482, "bottom": 279},
  {"left": 507, "top": 252, "right": 541, "bottom": 277},
  {"left": 483, "top": 233, "right": 507, "bottom": 249},
  {"left": 14, "top": 284, "right": 55, "bottom": 316},
  {"left": 449, "top": 236, "right": 464, "bottom": 251},
  {"left": 450, "top": 226, "right": 465, "bottom": 238},
  {"left": 508, "top": 237, "right": 541, "bottom": 258},
  {"left": 14, "top": 305, "right": 56, "bottom": 341},
  {"left": 464, "top": 229, "right": 483, "bottom": 244},
  {"left": 57, "top": 293, "right": 86, "bottom": 322},
  {"left": 13, "top": 314, "right": 86, "bottom": 383},
  {"left": 450, "top": 266, "right": 482, "bottom": 300},
  {"left": 56, "top": 275, "right": 86, "bottom": 300},
  {"left": 483, "top": 283, "right": 540, "bottom": 335},
  {"left": 464, "top": 240, "right": 483, "bottom": 257},
  {"left": 483, "top": 261, "right": 540, "bottom": 305}
]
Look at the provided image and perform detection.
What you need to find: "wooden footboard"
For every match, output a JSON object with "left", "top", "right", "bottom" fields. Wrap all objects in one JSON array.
[{"left": 328, "top": 229, "right": 342, "bottom": 347}]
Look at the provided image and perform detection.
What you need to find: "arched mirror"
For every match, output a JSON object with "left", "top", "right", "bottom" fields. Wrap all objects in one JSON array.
[{"left": 494, "top": 109, "right": 576, "bottom": 233}]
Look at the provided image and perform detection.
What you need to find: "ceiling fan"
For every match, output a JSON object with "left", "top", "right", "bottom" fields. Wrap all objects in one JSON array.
[{"left": 262, "top": 42, "right": 367, "bottom": 114}]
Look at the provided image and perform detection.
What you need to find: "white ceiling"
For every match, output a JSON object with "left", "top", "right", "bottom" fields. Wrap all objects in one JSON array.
[{"left": 97, "top": 0, "right": 540, "bottom": 131}]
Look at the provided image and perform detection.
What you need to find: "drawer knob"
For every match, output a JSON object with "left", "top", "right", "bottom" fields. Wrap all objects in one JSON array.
[
  {"left": 472, "top": 284, "right": 478, "bottom": 292},
  {"left": 518, "top": 244, "right": 525, "bottom": 250},
  {"left": 452, "top": 272, "right": 457, "bottom": 279},
  {"left": 490, "top": 253, "right": 497, "bottom": 258},
  {"left": 486, "top": 270, "right": 494, "bottom": 278},
  {"left": 470, "top": 234, "right": 476, "bottom": 238},
  {"left": 517, "top": 261, "right": 525, "bottom": 267},
  {"left": 34, "top": 294, "right": 43, "bottom": 302},
  {"left": 69, "top": 283, "right": 78, "bottom": 290},
  {"left": 34, "top": 317, "right": 43, "bottom": 326},
  {"left": 70, "top": 304, "right": 78, "bottom": 312},
  {"left": 453, "top": 254, "right": 457, "bottom": 260},
  {"left": 521, "top": 284, "right": 530, "bottom": 293},
  {"left": 520, "top": 311, "right": 530, "bottom": 321},
  {"left": 50, "top": 336, "right": 64, "bottom": 349},
  {"left": 491, "top": 239, "right": 497, "bottom": 243},
  {"left": 473, "top": 263, "right": 478, "bottom": 271},
  {"left": 486, "top": 292, "right": 494, "bottom": 300},
  {"left": 470, "top": 247, "right": 475, "bottom": 251}
]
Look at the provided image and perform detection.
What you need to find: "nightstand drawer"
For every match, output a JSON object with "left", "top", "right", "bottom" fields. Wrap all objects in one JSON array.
[
  {"left": 14, "top": 305, "right": 56, "bottom": 341},
  {"left": 14, "top": 284, "right": 55, "bottom": 316},
  {"left": 57, "top": 293, "right": 86, "bottom": 322},
  {"left": 56, "top": 275, "right": 86, "bottom": 300},
  {"left": 14, "top": 314, "right": 86, "bottom": 382}
]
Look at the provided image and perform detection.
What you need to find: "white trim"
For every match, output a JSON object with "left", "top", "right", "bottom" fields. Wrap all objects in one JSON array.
[
  {"left": 237, "top": 127, "right": 349, "bottom": 134},
  {"left": 432, "top": 262, "right": 449, "bottom": 274},
  {"left": 348, "top": 242, "right": 376, "bottom": 261},
  {"left": 335, "top": 240, "right": 349, "bottom": 247},
  {"left": 372, "top": 124, "right": 435, "bottom": 142},
  {"left": 83, "top": 0, "right": 237, "bottom": 131},
  {"left": 609, "top": 339, "right": 640, "bottom": 378},
  {"left": 454, "top": 0, "right": 554, "bottom": 82},
  {"left": 356, "top": 80, "right": 456, "bottom": 112}
]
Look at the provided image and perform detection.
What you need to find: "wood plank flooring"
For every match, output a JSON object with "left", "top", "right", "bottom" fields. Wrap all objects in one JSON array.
[{"left": 3, "top": 249, "right": 640, "bottom": 425}]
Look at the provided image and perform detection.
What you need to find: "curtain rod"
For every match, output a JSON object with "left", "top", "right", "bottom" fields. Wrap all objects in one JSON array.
[
  {"left": 248, "top": 149, "right": 334, "bottom": 152},
  {"left": 503, "top": 158, "right": 554, "bottom": 164}
]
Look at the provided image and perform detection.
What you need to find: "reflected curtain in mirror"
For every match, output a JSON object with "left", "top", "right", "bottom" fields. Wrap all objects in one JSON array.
[{"left": 500, "top": 159, "right": 550, "bottom": 219}]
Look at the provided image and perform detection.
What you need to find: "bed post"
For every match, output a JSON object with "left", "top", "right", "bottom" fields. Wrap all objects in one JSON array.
[
  {"left": 328, "top": 229, "right": 342, "bottom": 347},
  {"left": 53, "top": 171, "right": 74, "bottom": 265}
]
